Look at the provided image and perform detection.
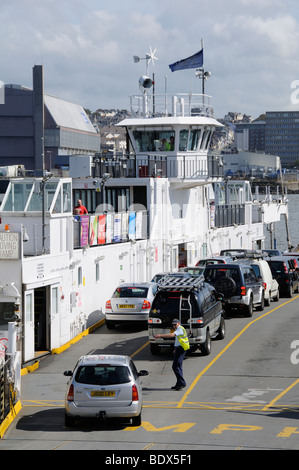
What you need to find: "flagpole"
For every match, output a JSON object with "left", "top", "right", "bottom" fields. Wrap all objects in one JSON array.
[{"left": 201, "top": 38, "right": 204, "bottom": 95}]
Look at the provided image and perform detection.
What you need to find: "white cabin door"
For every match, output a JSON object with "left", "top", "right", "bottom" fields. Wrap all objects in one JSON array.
[
  {"left": 24, "top": 290, "right": 35, "bottom": 362},
  {"left": 50, "top": 284, "right": 60, "bottom": 350}
]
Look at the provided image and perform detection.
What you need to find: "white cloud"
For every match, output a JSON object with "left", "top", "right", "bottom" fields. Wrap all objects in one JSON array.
[{"left": 1, "top": 0, "right": 299, "bottom": 117}]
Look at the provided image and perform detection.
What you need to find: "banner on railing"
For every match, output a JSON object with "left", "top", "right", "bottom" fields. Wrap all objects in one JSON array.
[
  {"left": 114, "top": 214, "right": 121, "bottom": 243},
  {"left": 80, "top": 215, "right": 89, "bottom": 247},
  {"left": 98, "top": 215, "right": 106, "bottom": 244},
  {"left": 128, "top": 212, "right": 136, "bottom": 240},
  {"left": 74, "top": 212, "right": 147, "bottom": 248}
]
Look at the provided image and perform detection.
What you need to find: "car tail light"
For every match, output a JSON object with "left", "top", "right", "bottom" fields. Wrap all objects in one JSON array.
[
  {"left": 263, "top": 282, "right": 267, "bottom": 290},
  {"left": 148, "top": 317, "right": 162, "bottom": 324},
  {"left": 67, "top": 384, "right": 74, "bottom": 402},
  {"left": 142, "top": 300, "right": 151, "bottom": 309},
  {"left": 188, "top": 317, "right": 203, "bottom": 324},
  {"left": 105, "top": 300, "right": 111, "bottom": 309},
  {"left": 132, "top": 384, "right": 139, "bottom": 402},
  {"left": 283, "top": 263, "right": 288, "bottom": 273},
  {"left": 241, "top": 286, "right": 246, "bottom": 296}
]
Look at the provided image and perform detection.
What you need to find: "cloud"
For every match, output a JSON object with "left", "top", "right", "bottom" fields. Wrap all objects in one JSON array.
[{"left": 1, "top": 0, "right": 299, "bottom": 118}]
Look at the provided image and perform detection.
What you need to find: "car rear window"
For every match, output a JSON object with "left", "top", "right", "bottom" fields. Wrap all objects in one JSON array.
[
  {"left": 250, "top": 265, "right": 261, "bottom": 277},
  {"left": 112, "top": 287, "right": 149, "bottom": 298},
  {"left": 153, "top": 292, "right": 200, "bottom": 316},
  {"left": 75, "top": 365, "right": 131, "bottom": 385},
  {"left": 268, "top": 261, "right": 285, "bottom": 274},
  {"left": 204, "top": 268, "right": 241, "bottom": 283}
]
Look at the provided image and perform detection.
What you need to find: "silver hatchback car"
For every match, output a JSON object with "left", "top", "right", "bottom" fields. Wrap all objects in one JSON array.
[
  {"left": 63, "top": 354, "right": 149, "bottom": 427},
  {"left": 105, "top": 282, "right": 157, "bottom": 329}
]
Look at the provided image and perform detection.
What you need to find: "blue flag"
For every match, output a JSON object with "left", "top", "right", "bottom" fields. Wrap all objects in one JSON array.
[{"left": 169, "top": 49, "right": 204, "bottom": 72}]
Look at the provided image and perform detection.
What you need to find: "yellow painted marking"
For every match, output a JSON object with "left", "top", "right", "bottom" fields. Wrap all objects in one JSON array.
[
  {"left": 130, "top": 341, "right": 150, "bottom": 358},
  {"left": 125, "top": 421, "right": 196, "bottom": 432},
  {"left": 277, "top": 427, "right": 299, "bottom": 438},
  {"left": 177, "top": 297, "right": 299, "bottom": 409},
  {"left": 21, "top": 398, "right": 299, "bottom": 414},
  {"left": 143, "top": 443, "right": 156, "bottom": 450},
  {"left": 262, "top": 377, "right": 299, "bottom": 412},
  {"left": 210, "top": 423, "right": 263, "bottom": 434},
  {"left": 0, "top": 401, "right": 22, "bottom": 439}
]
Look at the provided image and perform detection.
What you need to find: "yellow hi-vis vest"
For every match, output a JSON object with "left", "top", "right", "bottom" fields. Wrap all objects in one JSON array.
[{"left": 177, "top": 326, "right": 190, "bottom": 350}]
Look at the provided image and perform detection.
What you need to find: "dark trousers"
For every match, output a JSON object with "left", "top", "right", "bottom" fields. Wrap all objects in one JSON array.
[{"left": 172, "top": 346, "right": 186, "bottom": 387}]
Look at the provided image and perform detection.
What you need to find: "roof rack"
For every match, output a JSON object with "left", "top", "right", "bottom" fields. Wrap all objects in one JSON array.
[
  {"left": 157, "top": 275, "right": 205, "bottom": 291},
  {"left": 233, "top": 251, "right": 266, "bottom": 260}
]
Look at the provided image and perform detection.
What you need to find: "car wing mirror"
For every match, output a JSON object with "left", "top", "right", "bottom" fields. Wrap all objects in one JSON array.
[{"left": 63, "top": 370, "right": 73, "bottom": 377}]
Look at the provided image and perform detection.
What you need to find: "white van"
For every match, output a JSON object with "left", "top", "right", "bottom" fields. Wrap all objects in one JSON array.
[{"left": 236, "top": 258, "right": 279, "bottom": 305}]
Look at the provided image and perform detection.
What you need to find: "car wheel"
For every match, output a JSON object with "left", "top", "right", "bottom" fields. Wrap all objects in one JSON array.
[
  {"left": 105, "top": 320, "right": 116, "bottom": 329},
  {"left": 214, "top": 277, "right": 236, "bottom": 298},
  {"left": 65, "top": 412, "right": 75, "bottom": 427},
  {"left": 150, "top": 343, "right": 161, "bottom": 355},
  {"left": 201, "top": 330, "right": 211, "bottom": 355},
  {"left": 187, "top": 345, "right": 199, "bottom": 354},
  {"left": 245, "top": 297, "right": 253, "bottom": 317},
  {"left": 287, "top": 285, "right": 293, "bottom": 298},
  {"left": 273, "top": 290, "right": 279, "bottom": 302},
  {"left": 265, "top": 293, "right": 271, "bottom": 306},
  {"left": 216, "top": 316, "right": 226, "bottom": 340},
  {"left": 131, "top": 413, "right": 142, "bottom": 426},
  {"left": 256, "top": 292, "right": 265, "bottom": 311}
]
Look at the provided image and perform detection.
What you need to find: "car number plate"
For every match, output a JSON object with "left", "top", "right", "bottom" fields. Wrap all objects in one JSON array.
[
  {"left": 119, "top": 304, "right": 135, "bottom": 308},
  {"left": 91, "top": 391, "right": 115, "bottom": 397}
]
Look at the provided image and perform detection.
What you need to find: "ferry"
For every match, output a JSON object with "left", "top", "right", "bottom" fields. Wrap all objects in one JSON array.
[{"left": 0, "top": 50, "right": 287, "bottom": 415}]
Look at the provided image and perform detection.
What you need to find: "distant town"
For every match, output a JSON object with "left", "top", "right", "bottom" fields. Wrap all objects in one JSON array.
[{"left": 86, "top": 108, "right": 299, "bottom": 170}]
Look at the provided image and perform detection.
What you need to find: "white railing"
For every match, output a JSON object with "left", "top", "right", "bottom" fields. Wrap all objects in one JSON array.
[{"left": 129, "top": 92, "right": 214, "bottom": 118}]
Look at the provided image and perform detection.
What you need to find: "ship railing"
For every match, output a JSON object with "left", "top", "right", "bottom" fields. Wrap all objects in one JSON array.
[
  {"left": 0, "top": 355, "right": 15, "bottom": 428},
  {"left": 94, "top": 153, "right": 223, "bottom": 179},
  {"left": 129, "top": 92, "right": 214, "bottom": 118},
  {"left": 212, "top": 204, "right": 246, "bottom": 228}
]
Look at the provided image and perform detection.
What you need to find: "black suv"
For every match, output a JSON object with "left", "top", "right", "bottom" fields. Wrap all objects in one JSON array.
[
  {"left": 203, "top": 264, "right": 265, "bottom": 317},
  {"left": 148, "top": 276, "right": 225, "bottom": 356},
  {"left": 265, "top": 256, "right": 299, "bottom": 297}
]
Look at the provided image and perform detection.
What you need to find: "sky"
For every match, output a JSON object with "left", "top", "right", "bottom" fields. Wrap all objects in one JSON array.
[{"left": 1, "top": 0, "right": 299, "bottom": 119}]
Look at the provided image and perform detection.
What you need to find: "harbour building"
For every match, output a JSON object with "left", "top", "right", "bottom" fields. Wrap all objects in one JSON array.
[
  {"left": 0, "top": 66, "right": 100, "bottom": 172},
  {"left": 265, "top": 111, "right": 299, "bottom": 166}
]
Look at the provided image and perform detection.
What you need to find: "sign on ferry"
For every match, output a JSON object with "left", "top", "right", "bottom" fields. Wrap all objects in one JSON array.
[{"left": 0, "top": 232, "right": 20, "bottom": 259}]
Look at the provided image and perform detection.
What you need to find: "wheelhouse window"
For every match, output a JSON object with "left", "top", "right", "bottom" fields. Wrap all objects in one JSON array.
[
  {"left": 200, "top": 129, "right": 212, "bottom": 150},
  {"left": 179, "top": 129, "right": 202, "bottom": 151},
  {"left": 132, "top": 130, "right": 175, "bottom": 152}
]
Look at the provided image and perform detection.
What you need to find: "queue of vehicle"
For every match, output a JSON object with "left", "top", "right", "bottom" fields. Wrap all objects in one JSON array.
[{"left": 64, "top": 250, "right": 299, "bottom": 427}]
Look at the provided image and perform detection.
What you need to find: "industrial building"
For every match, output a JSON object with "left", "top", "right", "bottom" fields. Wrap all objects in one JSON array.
[{"left": 0, "top": 66, "right": 100, "bottom": 172}]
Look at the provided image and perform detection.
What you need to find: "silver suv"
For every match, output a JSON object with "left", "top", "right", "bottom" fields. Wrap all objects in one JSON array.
[{"left": 203, "top": 264, "right": 265, "bottom": 317}]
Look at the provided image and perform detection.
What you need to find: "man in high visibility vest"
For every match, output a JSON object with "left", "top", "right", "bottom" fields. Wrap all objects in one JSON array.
[{"left": 154, "top": 319, "right": 189, "bottom": 391}]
